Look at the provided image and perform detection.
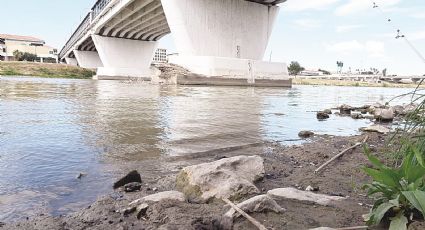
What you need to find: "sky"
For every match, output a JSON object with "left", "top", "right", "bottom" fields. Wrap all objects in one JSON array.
[{"left": 1, "top": 0, "right": 424, "bottom": 75}]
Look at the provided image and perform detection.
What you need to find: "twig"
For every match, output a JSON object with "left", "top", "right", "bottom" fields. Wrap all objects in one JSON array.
[
  {"left": 222, "top": 198, "right": 268, "bottom": 230},
  {"left": 314, "top": 136, "right": 369, "bottom": 174}
]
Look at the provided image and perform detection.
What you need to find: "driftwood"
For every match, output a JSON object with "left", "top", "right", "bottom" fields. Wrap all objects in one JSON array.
[
  {"left": 314, "top": 136, "right": 369, "bottom": 174},
  {"left": 222, "top": 198, "right": 268, "bottom": 230}
]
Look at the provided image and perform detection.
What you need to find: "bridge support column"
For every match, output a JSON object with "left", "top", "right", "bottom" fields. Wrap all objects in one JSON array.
[
  {"left": 65, "top": 57, "right": 78, "bottom": 66},
  {"left": 74, "top": 50, "right": 103, "bottom": 69},
  {"left": 92, "top": 35, "right": 157, "bottom": 79},
  {"left": 162, "top": 0, "right": 289, "bottom": 83}
]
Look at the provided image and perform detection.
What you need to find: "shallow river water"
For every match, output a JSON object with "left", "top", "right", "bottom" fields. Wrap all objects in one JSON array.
[{"left": 0, "top": 76, "right": 415, "bottom": 221}]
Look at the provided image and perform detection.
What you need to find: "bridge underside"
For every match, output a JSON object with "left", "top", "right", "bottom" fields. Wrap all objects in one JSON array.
[{"left": 61, "top": 0, "right": 289, "bottom": 82}]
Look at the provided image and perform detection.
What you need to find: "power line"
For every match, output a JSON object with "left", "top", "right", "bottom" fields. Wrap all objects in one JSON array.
[{"left": 370, "top": 1, "right": 425, "bottom": 64}]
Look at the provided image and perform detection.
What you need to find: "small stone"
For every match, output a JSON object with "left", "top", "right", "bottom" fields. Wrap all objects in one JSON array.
[
  {"left": 113, "top": 170, "right": 142, "bottom": 189},
  {"left": 323, "top": 109, "right": 332, "bottom": 114},
  {"left": 316, "top": 112, "right": 330, "bottom": 120},
  {"left": 374, "top": 108, "right": 394, "bottom": 122},
  {"left": 124, "top": 182, "right": 142, "bottom": 192},
  {"left": 360, "top": 125, "right": 391, "bottom": 134},
  {"left": 305, "top": 186, "right": 319, "bottom": 192},
  {"left": 224, "top": 195, "right": 285, "bottom": 219},
  {"left": 298, "top": 130, "right": 315, "bottom": 138},
  {"left": 351, "top": 113, "right": 363, "bottom": 119},
  {"left": 152, "top": 187, "right": 158, "bottom": 192},
  {"left": 136, "top": 203, "right": 149, "bottom": 219}
]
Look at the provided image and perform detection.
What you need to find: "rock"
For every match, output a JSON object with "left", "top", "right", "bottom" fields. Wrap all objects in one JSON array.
[
  {"left": 224, "top": 195, "right": 285, "bottom": 219},
  {"left": 360, "top": 125, "right": 391, "bottom": 134},
  {"left": 339, "top": 104, "right": 353, "bottom": 114},
  {"left": 408, "top": 221, "right": 425, "bottom": 230},
  {"left": 113, "top": 170, "right": 142, "bottom": 189},
  {"left": 176, "top": 155, "right": 265, "bottom": 202},
  {"left": 316, "top": 112, "right": 330, "bottom": 120},
  {"left": 350, "top": 113, "right": 363, "bottom": 119},
  {"left": 267, "top": 187, "right": 345, "bottom": 206},
  {"left": 362, "top": 114, "right": 375, "bottom": 120},
  {"left": 129, "top": 191, "right": 186, "bottom": 206},
  {"left": 124, "top": 182, "right": 142, "bottom": 192},
  {"left": 323, "top": 109, "right": 332, "bottom": 114},
  {"left": 305, "top": 186, "right": 319, "bottom": 192},
  {"left": 298, "top": 131, "right": 315, "bottom": 138},
  {"left": 136, "top": 203, "right": 149, "bottom": 219},
  {"left": 374, "top": 108, "right": 394, "bottom": 122},
  {"left": 403, "top": 104, "right": 417, "bottom": 115},
  {"left": 392, "top": 105, "right": 405, "bottom": 116}
]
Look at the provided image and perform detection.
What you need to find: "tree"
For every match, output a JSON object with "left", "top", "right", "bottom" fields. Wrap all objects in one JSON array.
[
  {"left": 13, "top": 50, "right": 23, "bottom": 61},
  {"left": 288, "top": 61, "right": 305, "bottom": 76}
]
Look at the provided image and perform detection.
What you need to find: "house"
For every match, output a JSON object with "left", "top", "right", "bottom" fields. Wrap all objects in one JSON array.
[{"left": 0, "top": 34, "right": 58, "bottom": 62}]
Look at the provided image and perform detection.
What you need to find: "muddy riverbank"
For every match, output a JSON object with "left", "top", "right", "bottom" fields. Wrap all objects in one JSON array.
[{"left": 2, "top": 132, "right": 392, "bottom": 230}]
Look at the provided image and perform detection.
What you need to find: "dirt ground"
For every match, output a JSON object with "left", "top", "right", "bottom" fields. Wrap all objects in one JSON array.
[{"left": 2, "top": 132, "right": 394, "bottom": 230}]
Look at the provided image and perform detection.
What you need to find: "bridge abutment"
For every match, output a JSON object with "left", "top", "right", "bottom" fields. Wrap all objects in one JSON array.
[
  {"left": 162, "top": 0, "right": 289, "bottom": 82},
  {"left": 92, "top": 35, "right": 158, "bottom": 79},
  {"left": 74, "top": 50, "right": 103, "bottom": 69}
]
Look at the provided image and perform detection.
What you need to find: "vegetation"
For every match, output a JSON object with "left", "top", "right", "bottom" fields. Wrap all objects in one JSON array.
[
  {"left": 363, "top": 84, "right": 425, "bottom": 229},
  {"left": 0, "top": 61, "right": 95, "bottom": 79},
  {"left": 13, "top": 50, "right": 38, "bottom": 62},
  {"left": 288, "top": 61, "right": 305, "bottom": 76}
]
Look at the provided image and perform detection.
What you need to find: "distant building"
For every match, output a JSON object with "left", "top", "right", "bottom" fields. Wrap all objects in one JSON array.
[
  {"left": 299, "top": 69, "right": 324, "bottom": 76},
  {"left": 0, "top": 34, "right": 58, "bottom": 62},
  {"left": 152, "top": 48, "right": 167, "bottom": 63}
]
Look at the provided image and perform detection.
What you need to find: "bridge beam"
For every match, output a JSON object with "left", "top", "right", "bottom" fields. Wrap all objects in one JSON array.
[
  {"left": 74, "top": 50, "right": 103, "bottom": 69},
  {"left": 92, "top": 35, "right": 157, "bottom": 79},
  {"left": 162, "top": 0, "right": 288, "bottom": 81}
]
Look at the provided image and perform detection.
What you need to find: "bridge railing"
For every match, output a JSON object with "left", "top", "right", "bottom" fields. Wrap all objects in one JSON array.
[
  {"left": 59, "top": 0, "right": 113, "bottom": 59},
  {"left": 59, "top": 13, "right": 92, "bottom": 59}
]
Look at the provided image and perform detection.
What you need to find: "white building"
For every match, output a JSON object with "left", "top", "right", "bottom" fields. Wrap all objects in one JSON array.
[{"left": 152, "top": 48, "right": 167, "bottom": 63}]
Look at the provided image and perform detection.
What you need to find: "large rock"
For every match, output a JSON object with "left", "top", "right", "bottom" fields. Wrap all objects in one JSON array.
[
  {"left": 176, "top": 155, "right": 265, "bottom": 202},
  {"left": 374, "top": 108, "right": 394, "bottom": 122},
  {"left": 267, "top": 187, "right": 345, "bottom": 206},
  {"left": 113, "top": 170, "right": 142, "bottom": 189},
  {"left": 360, "top": 125, "right": 391, "bottom": 134},
  {"left": 224, "top": 195, "right": 285, "bottom": 219}
]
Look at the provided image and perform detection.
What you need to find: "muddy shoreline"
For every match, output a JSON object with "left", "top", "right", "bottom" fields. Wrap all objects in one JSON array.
[{"left": 2, "top": 132, "right": 392, "bottom": 230}]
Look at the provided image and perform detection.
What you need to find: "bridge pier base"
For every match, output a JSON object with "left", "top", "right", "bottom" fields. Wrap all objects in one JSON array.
[
  {"left": 162, "top": 0, "right": 289, "bottom": 82},
  {"left": 65, "top": 57, "right": 78, "bottom": 66},
  {"left": 92, "top": 35, "right": 158, "bottom": 79},
  {"left": 74, "top": 50, "right": 103, "bottom": 69}
]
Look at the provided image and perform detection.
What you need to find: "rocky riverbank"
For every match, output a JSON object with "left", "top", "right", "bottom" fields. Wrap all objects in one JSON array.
[
  {"left": 0, "top": 61, "right": 95, "bottom": 79},
  {"left": 1, "top": 130, "right": 401, "bottom": 230},
  {"left": 293, "top": 78, "right": 424, "bottom": 88}
]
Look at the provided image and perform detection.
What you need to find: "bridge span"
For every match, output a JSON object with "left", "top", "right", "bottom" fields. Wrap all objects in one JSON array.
[{"left": 59, "top": 0, "right": 289, "bottom": 84}]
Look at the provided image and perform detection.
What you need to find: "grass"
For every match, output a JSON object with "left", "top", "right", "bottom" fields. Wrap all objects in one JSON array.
[
  {"left": 0, "top": 61, "right": 95, "bottom": 79},
  {"left": 292, "top": 78, "right": 425, "bottom": 88}
]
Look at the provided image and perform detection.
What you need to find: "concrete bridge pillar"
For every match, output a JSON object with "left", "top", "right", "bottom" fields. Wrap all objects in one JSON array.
[
  {"left": 92, "top": 35, "right": 158, "bottom": 79},
  {"left": 161, "top": 0, "right": 288, "bottom": 81},
  {"left": 65, "top": 57, "right": 78, "bottom": 66},
  {"left": 74, "top": 50, "right": 103, "bottom": 69}
]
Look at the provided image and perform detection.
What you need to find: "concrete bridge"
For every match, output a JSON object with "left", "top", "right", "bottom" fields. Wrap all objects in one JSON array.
[{"left": 59, "top": 0, "right": 289, "bottom": 84}]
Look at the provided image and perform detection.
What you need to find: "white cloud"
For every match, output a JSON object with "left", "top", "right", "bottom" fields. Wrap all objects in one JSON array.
[
  {"left": 285, "top": 0, "right": 340, "bottom": 11},
  {"left": 335, "top": 0, "right": 402, "bottom": 16},
  {"left": 325, "top": 40, "right": 386, "bottom": 57},
  {"left": 336, "top": 24, "right": 364, "bottom": 33},
  {"left": 411, "top": 12, "right": 425, "bottom": 19},
  {"left": 293, "top": 19, "right": 322, "bottom": 29},
  {"left": 409, "top": 30, "right": 425, "bottom": 41}
]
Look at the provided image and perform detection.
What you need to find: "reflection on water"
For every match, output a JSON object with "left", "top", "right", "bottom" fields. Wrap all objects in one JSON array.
[{"left": 0, "top": 76, "right": 414, "bottom": 221}]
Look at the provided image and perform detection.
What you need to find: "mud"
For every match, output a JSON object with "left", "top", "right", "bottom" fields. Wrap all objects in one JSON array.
[{"left": 2, "top": 133, "right": 390, "bottom": 230}]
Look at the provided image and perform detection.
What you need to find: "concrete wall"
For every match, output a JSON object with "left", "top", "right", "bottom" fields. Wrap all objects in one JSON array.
[
  {"left": 161, "top": 0, "right": 279, "bottom": 60},
  {"left": 65, "top": 57, "right": 78, "bottom": 66},
  {"left": 74, "top": 50, "right": 103, "bottom": 69},
  {"left": 92, "top": 35, "right": 158, "bottom": 78}
]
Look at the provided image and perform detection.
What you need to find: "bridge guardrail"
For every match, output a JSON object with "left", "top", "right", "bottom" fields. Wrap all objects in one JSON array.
[{"left": 59, "top": 0, "right": 112, "bottom": 59}]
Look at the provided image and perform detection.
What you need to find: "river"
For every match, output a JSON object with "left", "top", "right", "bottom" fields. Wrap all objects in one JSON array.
[{"left": 0, "top": 76, "right": 415, "bottom": 221}]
